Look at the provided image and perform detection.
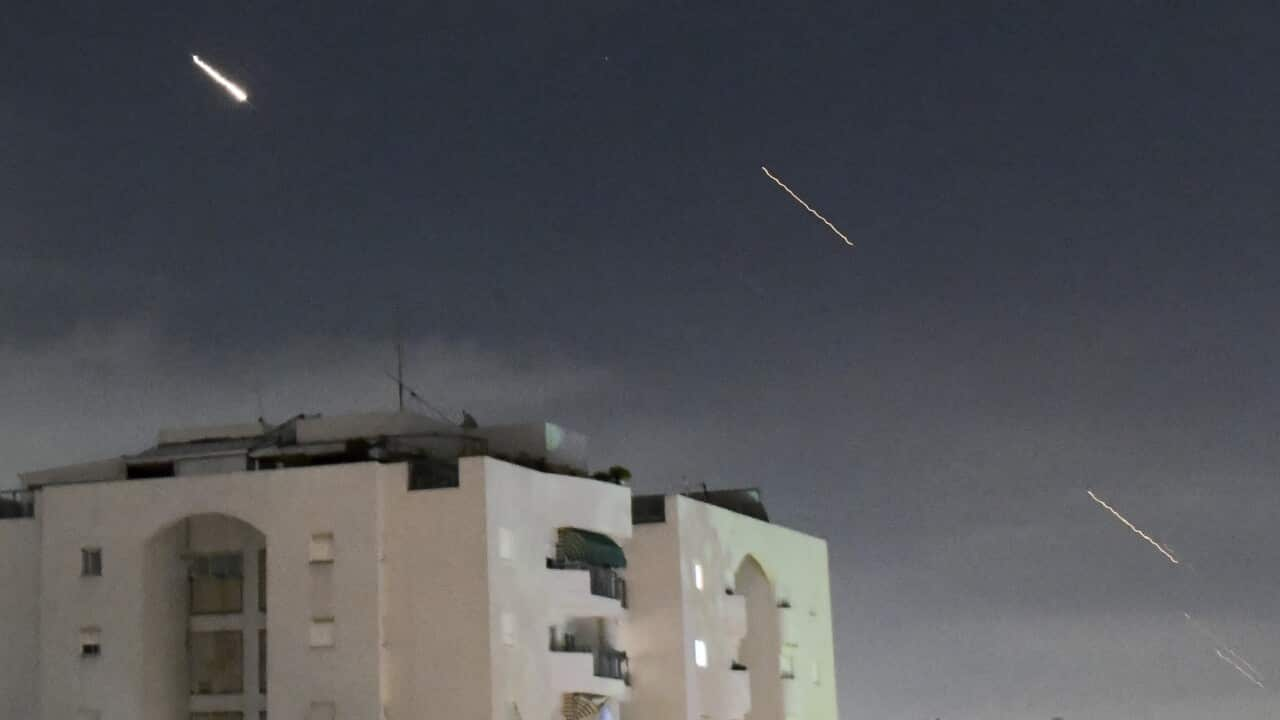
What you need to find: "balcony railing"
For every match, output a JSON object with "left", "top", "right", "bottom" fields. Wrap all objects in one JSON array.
[
  {"left": 594, "top": 648, "right": 629, "bottom": 683},
  {"left": 546, "top": 559, "right": 628, "bottom": 607},
  {"left": 549, "top": 636, "right": 631, "bottom": 684},
  {"left": 0, "top": 490, "right": 34, "bottom": 519}
]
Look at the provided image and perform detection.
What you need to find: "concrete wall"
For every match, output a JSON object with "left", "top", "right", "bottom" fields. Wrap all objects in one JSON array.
[
  {"left": 625, "top": 495, "right": 840, "bottom": 720},
  {"left": 480, "top": 457, "right": 632, "bottom": 720},
  {"left": 620, "top": 521, "right": 689, "bottom": 720},
  {"left": 381, "top": 457, "right": 493, "bottom": 720},
  {"left": 140, "top": 519, "right": 188, "bottom": 719},
  {"left": 673, "top": 496, "right": 839, "bottom": 720},
  {"left": 37, "top": 462, "right": 386, "bottom": 720},
  {"left": 0, "top": 516, "right": 41, "bottom": 719}
]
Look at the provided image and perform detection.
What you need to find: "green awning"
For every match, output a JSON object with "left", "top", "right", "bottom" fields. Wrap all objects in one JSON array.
[{"left": 558, "top": 528, "right": 627, "bottom": 569}]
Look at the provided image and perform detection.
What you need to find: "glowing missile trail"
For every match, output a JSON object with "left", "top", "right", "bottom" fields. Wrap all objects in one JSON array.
[
  {"left": 192, "top": 55, "right": 248, "bottom": 103},
  {"left": 1185, "top": 612, "right": 1264, "bottom": 681},
  {"left": 760, "top": 166, "right": 852, "bottom": 246},
  {"left": 1216, "top": 649, "right": 1266, "bottom": 688},
  {"left": 1086, "top": 489, "right": 1180, "bottom": 565}
]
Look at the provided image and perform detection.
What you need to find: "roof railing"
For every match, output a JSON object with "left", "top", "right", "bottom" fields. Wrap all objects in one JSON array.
[{"left": 0, "top": 489, "right": 35, "bottom": 519}]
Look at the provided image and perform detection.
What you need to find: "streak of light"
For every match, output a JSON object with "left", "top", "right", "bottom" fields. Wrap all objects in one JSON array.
[
  {"left": 1185, "top": 612, "right": 1264, "bottom": 681},
  {"left": 760, "top": 166, "right": 852, "bottom": 246},
  {"left": 1216, "top": 649, "right": 1266, "bottom": 689},
  {"left": 192, "top": 55, "right": 249, "bottom": 103},
  {"left": 1085, "top": 489, "right": 1180, "bottom": 565}
]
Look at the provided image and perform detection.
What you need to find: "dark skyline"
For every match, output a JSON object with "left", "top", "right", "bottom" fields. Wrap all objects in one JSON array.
[{"left": 4, "top": 2, "right": 1279, "bottom": 717}]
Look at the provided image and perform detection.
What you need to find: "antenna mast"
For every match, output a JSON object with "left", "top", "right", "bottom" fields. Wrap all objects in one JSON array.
[{"left": 394, "top": 306, "right": 405, "bottom": 412}]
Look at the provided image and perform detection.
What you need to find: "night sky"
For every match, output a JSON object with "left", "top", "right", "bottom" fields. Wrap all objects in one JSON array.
[{"left": 4, "top": 2, "right": 1279, "bottom": 717}]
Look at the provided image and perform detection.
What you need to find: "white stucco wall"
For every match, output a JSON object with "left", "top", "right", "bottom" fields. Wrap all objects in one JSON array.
[
  {"left": 621, "top": 521, "right": 689, "bottom": 720},
  {"left": 380, "top": 457, "right": 493, "bottom": 720},
  {"left": 625, "top": 495, "right": 840, "bottom": 720},
  {"left": 36, "top": 462, "right": 388, "bottom": 720},
  {"left": 0, "top": 515, "right": 41, "bottom": 720},
  {"left": 480, "top": 457, "right": 633, "bottom": 720}
]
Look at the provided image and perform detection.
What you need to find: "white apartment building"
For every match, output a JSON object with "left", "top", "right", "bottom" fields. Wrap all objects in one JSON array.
[{"left": 0, "top": 411, "right": 838, "bottom": 720}]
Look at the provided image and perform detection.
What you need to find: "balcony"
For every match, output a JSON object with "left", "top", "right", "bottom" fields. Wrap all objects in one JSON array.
[
  {"left": 547, "top": 558, "right": 627, "bottom": 602},
  {"left": 548, "top": 639, "right": 631, "bottom": 700},
  {"left": 0, "top": 490, "right": 34, "bottom": 520},
  {"left": 727, "top": 662, "right": 752, "bottom": 719},
  {"left": 781, "top": 670, "right": 804, "bottom": 715},
  {"left": 778, "top": 603, "right": 808, "bottom": 648},
  {"left": 722, "top": 592, "right": 747, "bottom": 640},
  {"left": 546, "top": 529, "right": 628, "bottom": 619}
]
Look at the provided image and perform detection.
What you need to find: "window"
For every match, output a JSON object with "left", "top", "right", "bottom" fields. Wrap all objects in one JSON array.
[
  {"left": 408, "top": 457, "right": 459, "bottom": 490},
  {"left": 498, "top": 528, "right": 514, "bottom": 560},
  {"left": 811, "top": 659, "right": 821, "bottom": 686},
  {"left": 309, "top": 533, "right": 335, "bottom": 563},
  {"left": 257, "top": 548, "right": 267, "bottom": 612},
  {"left": 190, "top": 553, "right": 244, "bottom": 615},
  {"left": 310, "top": 619, "right": 335, "bottom": 648},
  {"left": 693, "top": 563, "right": 704, "bottom": 591},
  {"left": 81, "top": 548, "right": 102, "bottom": 576},
  {"left": 79, "top": 627, "right": 101, "bottom": 657},
  {"left": 501, "top": 612, "right": 516, "bottom": 646},
  {"left": 258, "top": 629, "right": 267, "bottom": 694},
  {"left": 780, "top": 653, "right": 795, "bottom": 680},
  {"left": 694, "top": 639, "right": 708, "bottom": 668},
  {"left": 190, "top": 630, "right": 244, "bottom": 694}
]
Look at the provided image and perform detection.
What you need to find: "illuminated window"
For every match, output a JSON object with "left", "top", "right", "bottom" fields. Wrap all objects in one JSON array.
[
  {"left": 693, "top": 563, "right": 704, "bottom": 591},
  {"left": 310, "top": 619, "right": 335, "bottom": 648},
  {"left": 501, "top": 612, "right": 517, "bottom": 646},
  {"left": 694, "top": 639, "right": 708, "bottom": 668},
  {"left": 498, "top": 528, "right": 514, "bottom": 560},
  {"left": 309, "top": 533, "right": 335, "bottom": 563}
]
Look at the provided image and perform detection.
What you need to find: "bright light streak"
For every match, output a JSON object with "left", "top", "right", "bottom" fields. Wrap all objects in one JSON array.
[
  {"left": 1216, "top": 648, "right": 1266, "bottom": 688},
  {"left": 1185, "top": 612, "right": 1264, "bottom": 682},
  {"left": 192, "top": 55, "right": 248, "bottom": 103},
  {"left": 760, "top": 166, "right": 852, "bottom": 246},
  {"left": 1086, "top": 489, "right": 1180, "bottom": 565}
]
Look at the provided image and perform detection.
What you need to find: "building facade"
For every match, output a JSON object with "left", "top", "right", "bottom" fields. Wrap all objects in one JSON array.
[{"left": 0, "top": 412, "right": 837, "bottom": 720}]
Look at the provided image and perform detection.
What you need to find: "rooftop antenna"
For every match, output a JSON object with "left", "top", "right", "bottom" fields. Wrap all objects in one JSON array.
[
  {"left": 394, "top": 305, "right": 405, "bottom": 412},
  {"left": 253, "top": 382, "right": 266, "bottom": 423}
]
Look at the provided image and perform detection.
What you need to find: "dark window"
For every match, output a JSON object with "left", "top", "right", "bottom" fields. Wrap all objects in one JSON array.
[
  {"left": 258, "top": 628, "right": 267, "bottom": 694},
  {"left": 257, "top": 548, "right": 266, "bottom": 612},
  {"left": 190, "top": 553, "right": 245, "bottom": 615},
  {"left": 81, "top": 548, "right": 102, "bottom": 576},
  {"left": 80, "top": 627, "right": 101, "bottom": 657},
  {"left": 126, "top": 461, "right": 175, "bottom": 479},
  {"left": 190, "top": 631, "right": 244, "bottom": 695},
  {"left": 408, "top": 458, "right": 459, "bottom": 491}
]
